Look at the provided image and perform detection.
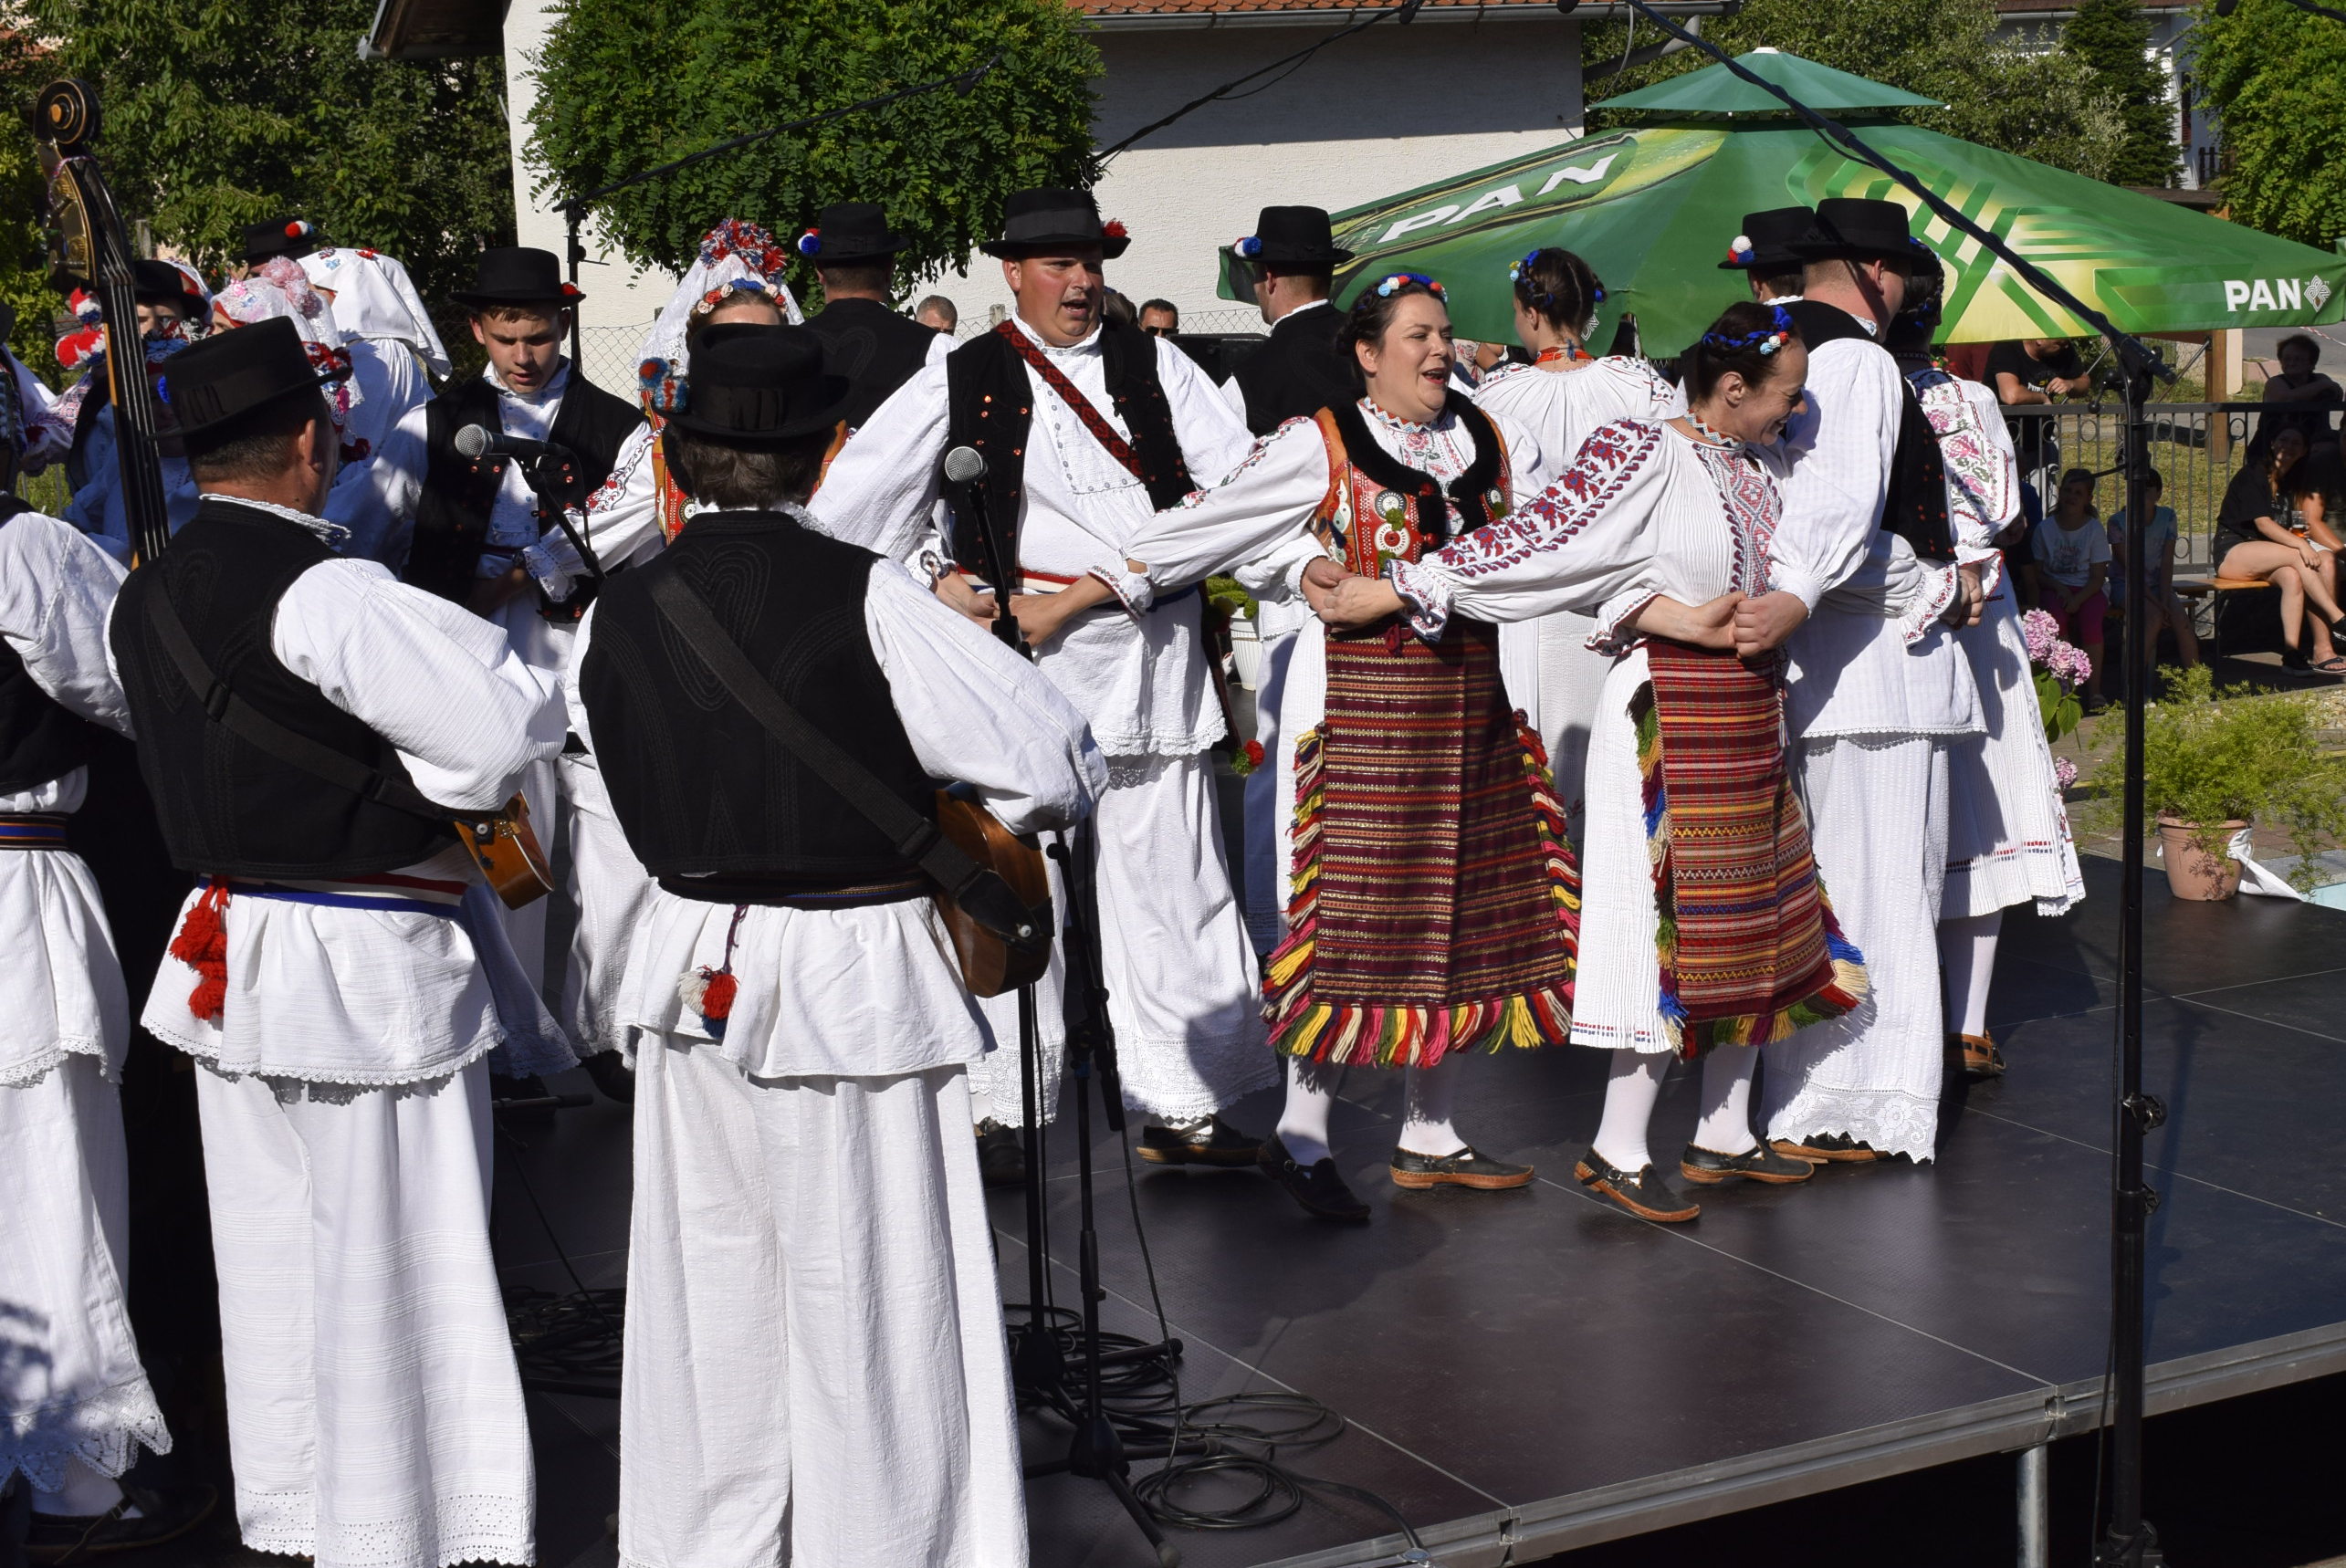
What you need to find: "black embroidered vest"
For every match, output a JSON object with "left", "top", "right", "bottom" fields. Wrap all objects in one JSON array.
[
  {"left": 577, "top": 509, "right": 936, "bottom": 895},
  {"left": 1781, "top": 301, "right": 1954, "bottom": 562},
  {"left": 804, "top": 298, "right": 943, "bottom": 434},
  {"left": 0, "top": 504, "right": 108, "bottom": 794},
  {"left": 110, "top": 499, "right": 455, "bottom": 877},
  {"left": 939, "top": 319, "right": 1192, "bottom": 579},
  {"left": 1234, "top": 303, "right": 1356, "bottom": 437},
  {"left": 408, "top": 366, "right": 641, "bottom": 618}
]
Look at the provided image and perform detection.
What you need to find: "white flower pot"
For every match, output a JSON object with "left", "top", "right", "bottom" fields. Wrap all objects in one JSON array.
[{"left": 1228, "top": 614, "right": 1263, "bottom": 691}]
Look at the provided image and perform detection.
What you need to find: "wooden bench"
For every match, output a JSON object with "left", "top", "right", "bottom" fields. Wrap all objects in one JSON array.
[{"left": 2172, "top": 575, "right": 2278, "bottom": 668}]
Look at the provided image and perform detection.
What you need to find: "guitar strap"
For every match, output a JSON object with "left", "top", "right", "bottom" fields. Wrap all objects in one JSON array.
[{"left": 641, "top": 570, "right": 1046, "bottom": 954}]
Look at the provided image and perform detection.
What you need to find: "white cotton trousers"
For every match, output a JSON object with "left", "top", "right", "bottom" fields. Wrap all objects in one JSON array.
[
  {"left": 555, "top": 754, "right": 657, "bottom": 1057},
  {"left": 1566, "top": 648, "right": 1674, "bottom": 1056},
  {"left": 620, "top": 1040, "right": 1025, "bottom": 1568},
  {"left": 0, "top": 1054, "right": 170, "bottom": 1494},
  {"left": 1762, "top": 737, "right": 1953, "bottom": 1163},
  {"left": 968, "top": 750, "right": 1274, "bottom": 1127},
  {"left": 1242, "top": 628, "right": 1302, "bottom": 954},
  {"left": 194, "top": 1061, "right": 534, "bottom": 1568}
]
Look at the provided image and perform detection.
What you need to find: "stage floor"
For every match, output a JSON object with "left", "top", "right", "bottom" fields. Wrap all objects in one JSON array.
[{"left": 494, "top": 855, "right": 2346, "bottom": 1568}]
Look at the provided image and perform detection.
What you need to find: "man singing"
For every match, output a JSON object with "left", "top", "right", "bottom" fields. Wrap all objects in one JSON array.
[{"left": 815, "top": 187, "right": 1274, "bottom": 1171}]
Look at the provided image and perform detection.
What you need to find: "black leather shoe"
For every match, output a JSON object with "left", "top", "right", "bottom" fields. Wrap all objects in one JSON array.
[
  {"left": 975, "top": 1120, "right": 1027, "bottom": 1187},
  {"left": 582, "top": 1049, "right": 637, "bottom": 1103},
  {"left": 1139, "top": 1115, "right": 1262, "bottom": 1168},
  {"left": 1770, "top": 1132, "right": 1889, "bottom": 1163},
  {"left": 1389, "top": 1145, "right": 1534, "bottom": 1189},
  {"left": 1679, "top": 1142, "right": 1815, "bottom": 1186},
  {"left": 26, "top": 1481, "right": 216, "bottom": 1563},
  {"left": 1574, "top": 1148, "right": 1700, "bottom": 1222},
  {"left": 1259, "top": 1135, "right": 1370, "bottom": 1222}
]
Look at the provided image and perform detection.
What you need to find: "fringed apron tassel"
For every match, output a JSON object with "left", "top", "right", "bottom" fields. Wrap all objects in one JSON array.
[
  {"left": 677, "top": 904, "right": 749, "bottom": 1040},
  {"left": 168, "top": 880, "right": 233, "bottom": 1022}
]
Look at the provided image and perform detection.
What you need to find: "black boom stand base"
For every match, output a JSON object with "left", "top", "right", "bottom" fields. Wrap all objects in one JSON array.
[{"left": 1001, "top": 831, "right": 1204, "bottom": 1568}]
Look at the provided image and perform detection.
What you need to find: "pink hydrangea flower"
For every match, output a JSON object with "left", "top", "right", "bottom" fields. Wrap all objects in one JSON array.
[
  {"left": 2021, "top": 608, "right": 2061, "bottom": 664},
  {"left": 2048, "top": 640, "right": 2094, "bottom": 690},
  {"left": 2053, "top": 756, "right": 2078, "bottom": 790}
]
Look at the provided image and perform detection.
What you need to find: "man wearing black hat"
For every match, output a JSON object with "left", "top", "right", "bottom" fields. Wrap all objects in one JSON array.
[
  {"left": 0, "top": 384, "right": 219, "bottom": 1555},
  {"left": 61, "top": 260, "right": 209, "bottom": 560},
  {"left": 1221, "top": 205, "right": 1356, "bottom": 438},
  {"left": 1721, "top": 206, "right": 1812, "bottom": 304},
  {"left": 330, "top": 246, "right": 644, "bottom": 1018},
  {"left": 813, "top": 187, "right": 1275, "bottom": 1168},
  {"left": 1741, "top": 196, "right": 1987, "bottom": 1172},
  {"left": 796, "top": 201, "right": 949, "bottom": 432},
  {"left": 571, "top": 325, "right": 1096, "bottom": 1565},
  {"left": 238, "top": 216, "right": 318, "bottom": 272},
  {"left": 107, "top": 316, "right": 568, "bottom": 1568}
]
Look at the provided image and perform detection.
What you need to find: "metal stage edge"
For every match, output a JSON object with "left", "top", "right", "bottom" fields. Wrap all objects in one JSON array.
[{"left": 1252, "top": 1320, "right": 2346, "bottom": 1568}]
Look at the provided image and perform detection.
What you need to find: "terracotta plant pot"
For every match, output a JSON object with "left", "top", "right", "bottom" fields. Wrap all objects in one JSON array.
[{"left": 2157, "top": 818, "right": 2247, "bottom": 901}]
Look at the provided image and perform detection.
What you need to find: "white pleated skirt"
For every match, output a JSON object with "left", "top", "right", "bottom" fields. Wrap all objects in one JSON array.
[{"left": 1943, "top": 589, "right": 2086, "bottom": 920}]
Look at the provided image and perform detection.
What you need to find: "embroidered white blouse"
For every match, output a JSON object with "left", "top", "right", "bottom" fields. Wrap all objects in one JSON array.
[{"left": 809, "top": 316, "right": 1255, "bottom": 757}]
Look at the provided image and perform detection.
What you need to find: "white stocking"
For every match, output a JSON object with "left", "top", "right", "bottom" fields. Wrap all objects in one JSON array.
[
  {"left": 1396, "top": 1052, "right": 1470, "bottom": 1157},
  {"left": 31, "top": 1458, "right": 130, "bottom": 1520},
  {"left": 1591, "top": 1051, "right": 1669, "bottom": 1172},
  {"left": 1274, "top": 1057, "right": 1340, "bottom": 1166},
  {"left": 1939, "top": 909, "right": 2003, "bottom": 1037},
  {"left": 1691, "top": 1045, "right": 1759, "bottom": 1155}
]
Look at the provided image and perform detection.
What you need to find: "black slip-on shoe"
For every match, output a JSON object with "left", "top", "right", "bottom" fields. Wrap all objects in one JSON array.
[
  {"left": 974, "top": 1120, "right": 1027, "bottom": 1187},
  {"left": 1770, "top": 1133, "right": 1889, "bottom": 1164},
  {"left": 1956, "top": 1030, "right": 2006, "bottom": 1079},
  {"left": 1574, "top": 1149, "right": 1700, "bottom": 1221},
  {"left": 1389, "top": 1145, "right": 1534, "bottom": 1190},
  {"left": 582, "top": 1049, "right": 637, "bottom": 1104},
  {"left": 1259, "top": 1134, "right": 1370, "bottom": 1222},
  {"left": 26, "top": 1482, "right": 216, "bottom": 1563},
  {"left": 1680, "top": 1142, "right": 1816, "bottom": 1186},
  {"left": 1139, "top": 1115, "right": 1262, "bottom": 1168}
]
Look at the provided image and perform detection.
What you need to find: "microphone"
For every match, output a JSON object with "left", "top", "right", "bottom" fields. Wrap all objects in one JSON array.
[
  {"left": 455, "top": 423, "right": 572, "bottom": 464},
  {"left": 942, "top": 444, "right": 987, "bottom": 484}
]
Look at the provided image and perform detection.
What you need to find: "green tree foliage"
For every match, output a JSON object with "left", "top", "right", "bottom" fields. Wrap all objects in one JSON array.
[
  {"left": 525, "top": 0, "right": 1101, "bottom": 299},
  {"left": 22, "top": 0, "right": 513, "bottom": 349},
  {"left": 0, "top": 27, "right": 64, "bottom": 377},
  {"left": 1583, "top": 0, "right": 2131, "bottom": 183},
  {"left": 2193, "top": 0, "right": 2346, "bottom": 248},
  {"left": 2061, "top": 0, "right": 2179, "bottom": 185}
]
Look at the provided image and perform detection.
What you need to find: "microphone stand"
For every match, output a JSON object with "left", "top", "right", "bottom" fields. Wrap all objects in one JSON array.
[
  {"left": 952, "top": 455, "right": 1197, "bottom": 1568},
  {"left": 1584, "top": 5, "right": 2174, "bottom": 1559}
]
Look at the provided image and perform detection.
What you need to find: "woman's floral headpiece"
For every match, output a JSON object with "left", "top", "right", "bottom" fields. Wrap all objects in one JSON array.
[
  {"left": 1373, "top": 272, "right": 1444, "bottom": 298},
  {"left": 1701, "top": 303, "right": 1796, "bottom": 357}
]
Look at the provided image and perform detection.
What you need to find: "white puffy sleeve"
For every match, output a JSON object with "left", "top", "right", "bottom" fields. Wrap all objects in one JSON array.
[
  {"left": 539, "top": 420, "right": 665, "bottom": 598},
  {"left": 324, "top": 400, "right": 429, "bottom": 568},
  {"left": 864, "top": 559, "right": 1105, "bottom": 835},
  {"left": 1765, "top": 338, "right": 1901, "bottom": 612},
  {"left": 1105, "top": 416, "right": 1335, "bottom": 612},
  {"left": 808, "top": 361, "right": 950, "bottom": 564},
  {"left": 272, "top": 559, "right": 567, "bottom": 809},
  {"left": 0, "top": 512, "right": 131, "bottom": 735},
  {"left": 1390, "top": 419, "right": 1671, "bottom": 643},
  {"left": 1160, "top": 336, "right": 1255, "bottom": 487}
]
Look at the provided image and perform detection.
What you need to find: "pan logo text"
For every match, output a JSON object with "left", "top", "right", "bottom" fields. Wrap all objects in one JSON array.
[{"left": 2222, "top": 277, "right": 2332, "bottom": 312}]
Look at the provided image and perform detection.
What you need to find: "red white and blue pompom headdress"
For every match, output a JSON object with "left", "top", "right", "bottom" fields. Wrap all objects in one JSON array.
[{"left": 1725, "top": 235, "right": 1755, "bottom": 267}]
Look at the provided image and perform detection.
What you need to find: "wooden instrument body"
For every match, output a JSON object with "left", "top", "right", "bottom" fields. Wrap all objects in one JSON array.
[
  {"left": 33, "top": 80, "right": 172, "bottom": 566},
  {"left": 932, "top": 790, "right": 1052, "bottom": 998},
  {"left": 455, "top": 793, "right": 555, "bottom": 910}
]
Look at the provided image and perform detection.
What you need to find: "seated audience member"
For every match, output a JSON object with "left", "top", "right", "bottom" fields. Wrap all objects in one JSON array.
[
  {"left": 1987, "top": 336, "right": 2089, "bottom": 485},
  {"left": 2107, "top": 468, "right": 2198, "bottom": 681},
  {"left": 2256, "top": 333, "right": 2342, "bottom": 460},
  {"left": 2033, "top": 467, "right": 2111, "bottom": 711},
  {"left": 2217, "top": 427, "right": 2346, "bottom": 675}
]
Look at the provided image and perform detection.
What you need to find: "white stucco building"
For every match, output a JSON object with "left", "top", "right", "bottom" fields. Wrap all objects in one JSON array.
[
  {"left": 367, "top": 0, "right": 1719, "bottom": 392},
  {"left": 1989, "top": 0, "right": 2215, "bottom": 189}
]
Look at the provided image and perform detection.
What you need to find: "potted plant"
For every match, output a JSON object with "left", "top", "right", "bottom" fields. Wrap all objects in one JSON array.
[{"left": 2083, "top": 664, "right": 2346, "bottom": 900}]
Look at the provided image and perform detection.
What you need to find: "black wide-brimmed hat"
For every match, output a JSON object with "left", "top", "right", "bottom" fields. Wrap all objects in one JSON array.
[
  {"left": 666, "top": 325, "right": 850, "bottom": 446},
  {"left": 798, "top": 202, "right": 911, "bottom": 262},
  {"left": 1234, "top": 206, "right": 1352, "bottom": 268},
  {"left": 1719, "top": 206, "right": 1814, "bottom": 272},
  {"left": 131, "top": 258, "right": 205, "bottom": 319},
  {"left": 243, "top": 217, "right": 319, "bottom": 264},
  {"left": 156, "top": 316, "right": 337, "bottom": 439},
  {"left": 981, "top": 188, "right": 1129, "bottom": 260},
  {"left": 452, "top": 246, "right": 585, "bottom": 309},
  {"left": 1787, "top": 198, "right": 1930, "bottom": 264}
]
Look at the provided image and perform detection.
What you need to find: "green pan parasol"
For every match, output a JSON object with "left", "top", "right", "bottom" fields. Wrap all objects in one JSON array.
[{"left": 1217, "top": 49, "right": 2346, "bottom": 350}]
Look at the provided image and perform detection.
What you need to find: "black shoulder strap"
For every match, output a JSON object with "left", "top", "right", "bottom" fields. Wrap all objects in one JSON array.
[
  {"left": 641, "top": 569, "right": 1045, "bottom": 951},
  {"left": 141, "top": 583, "right": 445, "bottom": 821}
]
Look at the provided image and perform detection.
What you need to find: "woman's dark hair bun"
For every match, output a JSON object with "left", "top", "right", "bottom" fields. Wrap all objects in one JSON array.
[
  {"left": 1510, "top": 246, "right": 1606, "bottom": 338},
  {"left": 1680, "top": 300, "right": 1802, "bottom": 402}
]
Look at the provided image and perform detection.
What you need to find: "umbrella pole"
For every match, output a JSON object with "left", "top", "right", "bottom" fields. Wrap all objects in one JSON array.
[{"left": 2100, "top": 350, "right": 2167, "bottom": 1568}]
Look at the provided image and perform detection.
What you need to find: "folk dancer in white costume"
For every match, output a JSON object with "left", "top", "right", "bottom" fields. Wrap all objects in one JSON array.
[
  {"left": 1750, "top": 199, "right": 1987, "bottom": 1166},
  {"left": 0, "top": 458, "right": 215, "bottom": 1555},
  {"left": 1217, "top": 206, "right": 1358, "bottom": 954},
  {"left": 1471, "top": 246, "right": 1682, "bottom": 841},
  {"left": 107, "top": 319, "right": 572, "bottom": 1568},
  {"left": 1103, "top": 276, "right": 1567, "bottom": 1221},
  {"left": 297, "top": 245, "right": 448, "bottom": 464},
  {"left": 1885, "top": 271, "right": 2085, "bottom": 1078},
  {"left": 327, "top": 247, "right": 644, "bottom": 1057},
  {"left": 572, "top": 327, "right": 1100, "bottom": 1568},
  {"left": 814, "top": 188, "right": 1275, "bottom": 1171},
  {"left": 546, "top": 222, "right": 803, "bottom": 1071}
]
